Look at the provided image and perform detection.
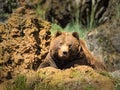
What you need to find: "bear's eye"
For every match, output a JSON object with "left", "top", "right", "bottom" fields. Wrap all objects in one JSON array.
[{"left": 59, "top": 41, "right": 63, "bottom": 45}]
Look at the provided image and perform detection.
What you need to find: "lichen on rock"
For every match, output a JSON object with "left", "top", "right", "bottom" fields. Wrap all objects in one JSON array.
[{"left": 34, "top": 66, "right": 114, "bottom": 90}]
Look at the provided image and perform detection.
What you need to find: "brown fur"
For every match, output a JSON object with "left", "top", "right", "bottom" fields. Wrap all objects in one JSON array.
[{"left": 39, "top": 31, "right": 106, "bottom": 71}]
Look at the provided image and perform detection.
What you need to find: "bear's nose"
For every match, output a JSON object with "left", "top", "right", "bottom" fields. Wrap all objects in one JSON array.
[{"left": 63, "top": 51, "right": 68, "bottom": 56}]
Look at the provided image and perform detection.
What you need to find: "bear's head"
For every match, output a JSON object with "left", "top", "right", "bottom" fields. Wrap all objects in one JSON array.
[{"left": 49, "top": 31, "right": 80, "bottom": 62}]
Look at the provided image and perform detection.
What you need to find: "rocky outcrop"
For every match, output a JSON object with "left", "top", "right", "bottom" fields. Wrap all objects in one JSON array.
[
  {"left": 87, "top": 24, "right": 120, "bottom": 71},
  {"left": 35, "top": 66, "right": 114, "bottom": 90},
  {"left": 86, "top": 0, "right": 120, "bottom": 71}
]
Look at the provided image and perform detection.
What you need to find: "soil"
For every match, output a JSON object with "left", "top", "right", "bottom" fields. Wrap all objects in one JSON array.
[{"left": 0, "top": 5, "right": 51, "bottom": 84}]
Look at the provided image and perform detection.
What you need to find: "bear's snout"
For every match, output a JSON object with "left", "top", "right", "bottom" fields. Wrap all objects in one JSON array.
[{"left": 58, "top": 45, "right": 69, "bottom": 60}]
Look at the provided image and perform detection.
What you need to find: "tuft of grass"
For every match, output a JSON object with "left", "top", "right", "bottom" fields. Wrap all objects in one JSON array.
[
  {"left": 99, "top": 71, "right": 112, "bottom": 78},
  {"left": 69, "top": 68, "right": 81, "bottom": 78},
  {"left": 50, "top": 0, "right": 99, "bottom": 39},
  {"left": 50, "top": 23, "right": 64, "bottom": 35},
  {"left": 88, "top": 0, "right": 97, "bottom": 29},
  {"left": 64, "top": 0, "right": 96, "bottom": 39},
  {"left": 115, "top": 2, "right": 120, "bottom": 19},
  {"left": 64, "top": 1, "right": 88, "bottom": 39},
  {"left": 0, "top": 66, "right": 2, "bottom": 71},
  {"left": 115, "top": 79, "right": 120, "bottom": 90},
  {"left": 41, "top": 0, "right": 99, "bottom": 38},
  {"left": 84, "top": 85, "right": 95, "bottom": 90},
  {"left": 50, "top": 21, "right": 88, "bottom": 39},
  {"left": 34, "top": 82, "right": 66, "bottom": 90},
  {"left": 36, "top": 4, "right": 46, "bottom": 19},
  {"left": 14, "top": 75, "right": 27, "bottom": 90},
  {"left": 64, "top": 20, "right": 87, "bottom": 39},
  {"left": 6, "top": 75, "right": 27, "bottom": 90}
]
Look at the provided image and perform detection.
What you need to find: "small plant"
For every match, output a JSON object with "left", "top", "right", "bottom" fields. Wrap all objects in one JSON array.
[
  {"left": 14, "top": 75, "right": 27, "bottom": 90},
  {"left": 50, "top": 23, "right": 63, "bottom": 35},
  {"left": 0, "top": 66, "right": 2, "bottom": 70},
  {"left": 99, "top": 71, "right": 112, "bottom": 78},
  {"left": 88, "top": 0, "right": 97, "bottom": 29},
  {"left": 36, "top": 4, "right": 46, "bottom": 19},
  {"left": 84, "top": 85, "right": 95, "bottom": 90},
  {"left": 64, "top": 20, "right": 87, "bottom": 39},
  {"left": 115, "top": 2, "right": 120, "bottom": 19},
  {"left": 34, "top": 81, "right": 66, "bottom": 90},
  {"left": 70, "top": 69, "right": 80, "bottom": 78},
  {"left": 115, "top": 79, "right": 120, "bottom": 90},
  {"left": 34, "top": 82, "right": 50, "bottom": 90},
  {"left": 6, "top": 75, "right": 27, "bottom": 90},
  {"left": 111, "top": 77, "right": 120, "bottom": 90}
]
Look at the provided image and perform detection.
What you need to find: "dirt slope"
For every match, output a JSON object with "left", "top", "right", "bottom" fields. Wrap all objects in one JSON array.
[{"left": 0, "top": 5, "right": 51, "bottom": 84}]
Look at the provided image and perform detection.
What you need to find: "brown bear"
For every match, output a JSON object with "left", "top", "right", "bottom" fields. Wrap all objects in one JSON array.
[{"left": 39, "top": 31, "right": 106, "bottom": 71}]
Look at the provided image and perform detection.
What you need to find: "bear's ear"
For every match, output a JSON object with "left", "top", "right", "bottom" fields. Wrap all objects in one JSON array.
[
  {"left": 72, "top": 32, "right": 79, "bottom": 40},
  {"left": 54, "top": 31, "right": 62, "bottom": 37}
]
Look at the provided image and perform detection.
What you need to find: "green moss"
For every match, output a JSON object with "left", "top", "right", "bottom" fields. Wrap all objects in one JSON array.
[
  {"left": 38, "top": 71, "right": 48, "bottom": 79},
  {"left": 99, "top": 71, "right": 112, "bottom": 78},
  {"left": 70, "top": 69, "right": 81, "bottom": 78},
  {"left": 84, "top": 85, "right": 95, "bottom": 90},
  {"left": 34, "top": 82, "right": 66, "bottom": 90},
  {"left": 36, "top": 4, "right": 46, "bottom": 19},
  {"left": 0, "top": 66, "right": 2, "bottom": 71},
  {"left": 115, "top": 79, "right": 120, "bottom": 90},
  {"left": 14, "top": 75, "right": 27, "bottom": 90},
  {"left": 115, "top": 2, "right": 120, "bottom": 19}
]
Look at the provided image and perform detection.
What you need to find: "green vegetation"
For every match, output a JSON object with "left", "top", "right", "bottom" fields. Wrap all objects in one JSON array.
[
  {"left": 6, "top": 75, "right": 27, "bottom": 90},
  {"left": 34, "top": 0, "right": 101, "bottom": 39},
  {"left": 50, "top": 19, "right": 89, "bottom": 39},
  {"left": 115, "top": 2, "right": 120, "bottom": 19},
  {"left": 100, "top": 71, "right": 120, "bottom": 90},
  {"left": 99, "top": 71, "right": 112, "bottom": 78},
  {"left": 64, "top": 1, "right": 88, "bottom": 39},
  {"left": 0, "top": 66, "right": 2, "bottom": 71},
  {"left": 14, "top": 75, "right": 26, "bottom": 90},
  {"left": 36, "top": 4, "right": 46, "bottom": 19},
  {"left": 115, "top": 79, "right": 120, "bottom": 90},
  {"left": 49, "top": 0, "right": 99, "bottom": 39},
  {"left": 50, "top": 23, "right": 64, "bottom": 35},
  {"left": 49, "top": 19, "right": 88, "bottom": 39},
  {"left": 70, "top": 68, "right": 81, "bottom": 78},
  {"left": 34, "top": 82, "right": 66, "bottom": 90},
  {"left": 64, "top": 21, "right": 87, "bottom": 39},
  {"left": 5, "top": 69, "right": 115, "bottom": 90},
  {"left": 88, "top": 0, "right": 97, "bottom": 29},
  {"left": 84, "top": 85, "right": 95, "bottom": 90},
  {"left": 0, "top": 13, "right": 9, "bottom": 18}
]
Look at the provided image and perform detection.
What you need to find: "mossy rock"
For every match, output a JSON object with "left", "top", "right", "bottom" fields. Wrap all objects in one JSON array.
[{"left": 35, "top": 66, "right": 114, "bottom": 90}]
